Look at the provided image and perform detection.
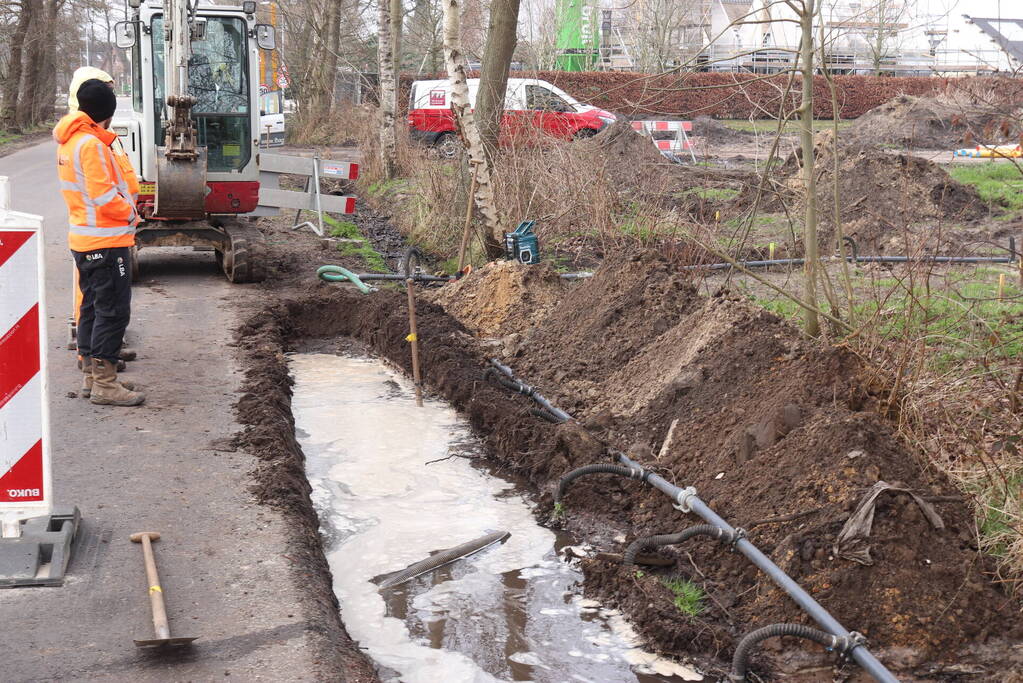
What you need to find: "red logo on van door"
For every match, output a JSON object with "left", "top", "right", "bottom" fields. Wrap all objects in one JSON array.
[{"left": 429, "top": 89, "right": 446, "bottom": 106}]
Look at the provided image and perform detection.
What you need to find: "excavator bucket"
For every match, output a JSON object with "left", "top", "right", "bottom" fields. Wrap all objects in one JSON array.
[{"left": 154, "top": 147, "right": 208, "bottom": 220}]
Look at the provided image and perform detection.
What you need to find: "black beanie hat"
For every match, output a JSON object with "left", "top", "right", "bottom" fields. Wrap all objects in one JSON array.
[{"left": 76, "top": 79, "right": 116, "bottom": 123}]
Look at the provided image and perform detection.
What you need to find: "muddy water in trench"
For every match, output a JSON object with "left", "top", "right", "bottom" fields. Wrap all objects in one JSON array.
[{"left": 290, "top": 353, "right": 702, "bottom": 683}]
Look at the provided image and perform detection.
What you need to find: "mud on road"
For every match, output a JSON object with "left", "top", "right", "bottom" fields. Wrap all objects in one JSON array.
[{"left": 228, "top": 207, "right": 1022, "bottom": 681}]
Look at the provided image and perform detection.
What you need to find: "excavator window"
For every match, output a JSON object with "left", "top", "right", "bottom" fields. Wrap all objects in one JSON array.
[{"left": 151, "top": 15, "right": 252, "bottom": 172}]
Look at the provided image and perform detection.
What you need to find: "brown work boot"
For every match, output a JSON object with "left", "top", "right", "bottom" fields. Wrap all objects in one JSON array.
[
  {"left": 90, "top": 358, "right": 145, "bottom": 406},
  {"left": 81, "top": 357, "right": 136, "bottom": 399}
]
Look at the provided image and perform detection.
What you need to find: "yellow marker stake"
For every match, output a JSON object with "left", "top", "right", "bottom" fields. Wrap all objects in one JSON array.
[
  {"left": 769, "top": 242, "right": 776, "bottom": 260},
  {"left": 998, "top": 273, "right": 1006, "bottom": 300}
]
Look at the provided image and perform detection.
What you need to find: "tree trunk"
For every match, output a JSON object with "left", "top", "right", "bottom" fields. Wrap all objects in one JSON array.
[
  {"left": 30, "top": 0, "right": 61, "bottom": 124},
  {"left": 17, "top": 25, "right": 43, "bottom": 127},
  {"left": 476, "top": 0, "right": 520, "bottom": 163},
  {"left": 1, "top": 0, "right": 35, "bottom": 131},
  {"left": 442, "top": 0, "right": 502, "bottom": 256},
  {"left": 390, "top": 0, "right": 403, "bottom": 109},
  {"left": 378, "top": 0, "right": 398, "bottom": 178},
  {"left": 798, "top": 0, "right": 820, "bottom": 336}
]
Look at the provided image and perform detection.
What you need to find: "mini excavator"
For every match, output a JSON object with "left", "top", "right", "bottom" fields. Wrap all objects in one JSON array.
[{"left": 113, "top": 0, "right": 277, "bottom": 282}]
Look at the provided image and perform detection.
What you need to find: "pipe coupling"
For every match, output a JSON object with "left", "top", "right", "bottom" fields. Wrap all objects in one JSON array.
[
  {"left": 837, "top": 631, "right": 867, "bottom": 661},
  {"left": 672, "top": 486, "right": 698, "bottom": 513}
]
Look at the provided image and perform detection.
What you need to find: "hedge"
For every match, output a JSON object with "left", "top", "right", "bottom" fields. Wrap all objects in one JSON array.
[{"left": 398, "top": 72, "right": 1023, "bottom": 120}]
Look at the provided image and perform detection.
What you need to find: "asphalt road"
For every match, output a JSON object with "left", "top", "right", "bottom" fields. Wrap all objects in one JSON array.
[{"left": 0, "top": 141, "right": 326, "bottom": 681}]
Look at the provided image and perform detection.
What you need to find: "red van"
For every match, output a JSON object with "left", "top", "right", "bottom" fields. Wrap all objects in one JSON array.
[{"left": 408, "top": 78, "right": 616, "bottom": 157}]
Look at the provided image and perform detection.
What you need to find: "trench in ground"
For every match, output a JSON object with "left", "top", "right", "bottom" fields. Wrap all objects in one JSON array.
[{"left": 289, "top": 351, "right": 704, "bottom": 683}]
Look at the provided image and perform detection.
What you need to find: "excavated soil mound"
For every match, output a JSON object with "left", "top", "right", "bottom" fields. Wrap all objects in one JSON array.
[
  {"left": 586, "top": 118, "right": 672, "bottom": 166},
  {"left": 692, "top": 116, "right": 758, "bottom": 145},
  {"left": 427, "top": 260, "right": 567, "bottom": 339},
  {"left": 775, "top": 133, "right": 987, "bottom": 251},
  {"left": 504, "top": 251, "right": 1021, "bottom": 677},
  {"left": 844, "top": 94, "right": 1022, "bottom": 150}
]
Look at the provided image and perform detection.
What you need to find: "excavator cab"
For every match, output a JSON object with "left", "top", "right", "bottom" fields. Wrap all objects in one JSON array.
[{"left": 112, "top": 0, "right": 276, "bottom": 282}]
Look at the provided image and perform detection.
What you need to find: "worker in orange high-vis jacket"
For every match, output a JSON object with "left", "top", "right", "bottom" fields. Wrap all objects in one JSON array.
[
  {"left": 54, "top": 79, "right": 145, "bottom": 406},
  {"left": 65, "top": 67, "right": 138, "bottom": 383}
]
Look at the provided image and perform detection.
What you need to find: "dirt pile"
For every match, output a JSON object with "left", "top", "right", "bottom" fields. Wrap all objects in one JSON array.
[
  {"left": 580, "top": 118, "right": 678, "bottom": 192},
  {"left": 692, "top": 116, "right": 758, "bottom": 145},
  {"left": 844, "top": 94, "right": 1022, "bottom": 150},
  {"left": 427, "top": 260, "right": 567, "bottom": 339},
  {"left": 775, "top": 133, "right": 987, "bottom": 251},
  {"left": 500, "top": 251, "right": 1021, "bottom": 677}
]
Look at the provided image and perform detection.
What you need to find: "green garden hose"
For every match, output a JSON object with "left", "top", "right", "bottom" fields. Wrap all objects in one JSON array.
[{"left": 317, "top": 265, "right": 374, "bottom": 294}]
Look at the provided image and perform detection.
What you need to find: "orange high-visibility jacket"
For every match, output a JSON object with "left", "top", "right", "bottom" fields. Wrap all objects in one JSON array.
[{"left": 54, "top": 111, "right": 140, "bottom": 252}]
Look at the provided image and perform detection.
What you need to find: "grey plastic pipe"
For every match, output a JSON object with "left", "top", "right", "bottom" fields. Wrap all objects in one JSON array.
[
  {"left": 355, "top": 273, "right": 453, "bottom": 283},
  {"left": 614, "top": 452, "right": 898, "bottom": 683},
  {"left": 682, "top": 255, "right": 1013, "bottom": 271},
  {"left": 488, "top": 359, "right": 573, "bottom": 423}
]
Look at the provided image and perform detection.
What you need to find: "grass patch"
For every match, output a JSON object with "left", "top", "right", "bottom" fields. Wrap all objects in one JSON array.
[
  {"left": 367, "top": 178, "right": 406, "bottom": 197},
  {"left": 947, "top": 163, "right": 1023, "bottom": 211},
  {"left": 327, "top": 220, "right": 361, "bottom": 240},
  {"left": 858, "top": 276, "right": 1023, "bottom": 368},
  {"left": 322, "top": 214, "right": 389, "bottom": 273},
  {"left": 745, "top": 267, "right": 1023, "bottom": 370},
  {"left": 662, "top": 578, "right": 705, "bottom": 618}
]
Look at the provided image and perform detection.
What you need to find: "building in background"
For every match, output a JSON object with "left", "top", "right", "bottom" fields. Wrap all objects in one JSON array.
[{"left": 590, "top": 0, "right": 1019, "bottom": 75}]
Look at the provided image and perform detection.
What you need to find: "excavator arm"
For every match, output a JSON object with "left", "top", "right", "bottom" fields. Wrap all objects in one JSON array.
[{"left": 154, "top": 0, "right": 207, "bottom": 219}]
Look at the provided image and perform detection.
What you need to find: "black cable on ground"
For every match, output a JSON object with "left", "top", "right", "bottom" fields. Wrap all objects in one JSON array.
[
  {"left": 530, "top": 407, "right": 562, "bottom": 424},
  {"left": 729, "top": 623, "right": 865, "bottom": 681},
  {"left": 623, "top": 525, "right": 737, "bottom": 565},
  {"left": 555, "top": 463, "right": 647, "bottom": 504},
  {"left": 483, "top": 367, "right": 526, "bottom": 394}
]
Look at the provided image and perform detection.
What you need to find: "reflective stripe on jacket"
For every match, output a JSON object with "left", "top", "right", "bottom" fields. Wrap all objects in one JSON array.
[{"left": 54, "top": 111, "right": 140, "bottom": 252}]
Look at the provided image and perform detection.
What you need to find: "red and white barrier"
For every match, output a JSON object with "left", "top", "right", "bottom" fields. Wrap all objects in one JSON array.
[
  {"left": 630, "top": 120, "right": 693, "bottom": 133},
  {"left": 0, "top": 177, "right": 50, "bottom": 537},
  {"left": 630, "top": 120, "right": 697, "bottom": 162}
]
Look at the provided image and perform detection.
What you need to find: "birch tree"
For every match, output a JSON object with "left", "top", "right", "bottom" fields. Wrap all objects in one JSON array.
[
  {"left": 442, "top": 0, "right": 502, "bottom": 255},
  {"left": 378, "top": 0, "right": 397, "bottom": 178}
]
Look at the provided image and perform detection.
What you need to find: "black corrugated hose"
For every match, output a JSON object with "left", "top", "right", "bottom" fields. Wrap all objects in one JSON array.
[
  {"left": 555, "top": 464, "right": 647, "bottom": 504},
  {"left": 730, "top": 623, "right": 865, "bottom": 681},
  {"left": 623, "top": 525, "right": 737, "bottom": 565}
]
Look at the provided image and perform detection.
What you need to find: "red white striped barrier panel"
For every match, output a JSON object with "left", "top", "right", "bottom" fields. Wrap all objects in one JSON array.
[
  {"left": 1, "top": 177, "right": 80, "bottom": 588},
  {"left": 0, "top": 190, "right": 50, "bottom": 526},
  {"left": 654, "top": 139, "right": 694, "bottom": 152},
  {"left": 631, "top": 120, "right": 697, "bottom": 160},
  {"left": 631, "top": 120, "right": 694, "bottom": 133}
]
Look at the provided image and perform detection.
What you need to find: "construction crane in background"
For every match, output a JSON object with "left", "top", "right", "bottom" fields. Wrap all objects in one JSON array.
[{"left": 554, "top": 0, "right": 600, "bottom": 71}]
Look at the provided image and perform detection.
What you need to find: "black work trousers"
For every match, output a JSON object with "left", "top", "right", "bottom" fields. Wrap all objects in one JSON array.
[{"left": 72, "top": 246, "right": 132, "bottom": 363}]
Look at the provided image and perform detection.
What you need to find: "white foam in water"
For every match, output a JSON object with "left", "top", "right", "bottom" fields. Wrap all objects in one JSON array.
[{"left": 290, "top": 353, "right": 703, "bottom": 683}]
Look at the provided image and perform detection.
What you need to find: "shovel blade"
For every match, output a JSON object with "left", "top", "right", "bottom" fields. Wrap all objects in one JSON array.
[{"left": 134, "top": 636, "right": 199, "bottom": 648}]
